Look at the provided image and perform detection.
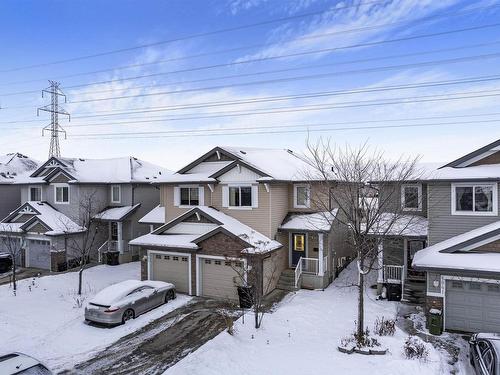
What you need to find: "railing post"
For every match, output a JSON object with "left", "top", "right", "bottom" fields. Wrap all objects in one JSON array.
[
  {"left": 318, "top": 233, "right": 324, "bottom": 276},
  {"left": 377, "top": 241, "right": 384, "bottom": 283}
]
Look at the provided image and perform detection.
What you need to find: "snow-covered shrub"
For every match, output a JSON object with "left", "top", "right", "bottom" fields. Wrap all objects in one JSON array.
[
  {"left": 216, "top": 308, "right": 238, "bottom": 335},
  {"left": 341, "top": 326, "right": 380, "bottom": 349},
  {"left": 73, "top": 295, "right": 87, "bottom": 308},
  {"left": 374, "top": 316, "right": 396, "bottom": 336},
  {"left": 403, "top": 336, "right": 429, "bottom": 361}
]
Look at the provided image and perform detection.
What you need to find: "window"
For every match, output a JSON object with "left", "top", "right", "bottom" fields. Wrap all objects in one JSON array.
[
  {"left": 173, "top": 256, "right": 179, "bottom": 261},
  {"left": 111, "top": 185, "right": 121, "bottom": 203},
  {"left": 294, "top": 184, "right": 310, "bottom": 208},
  {"left": 29, "top": 186, "right": 42, "bottom": 201},
  {"left": 204, "top": 259, "right": 211, "bottom": 264},
  {"left": 229, "top": 186, "right": 252, "bottom": 207},
  {"left": 214, "top": 260, "right": 221, "bottom": 265},
  {"left": 164, "top": 255, "right": 170, "bottom": 260},
  {"left": 180, "top": 187, "right": 199, "bottom": 206},
  {"left": 469, "top": 282, "right": 482, "bottom": 291},
  {"left": 401, "top": 184, "right": 422, "bottom": 211},
  {"left": 182, "top": 257, "right": 188, "bottom": 262},
  {"left": 451, "top": 281, "right": 463, "bottom": 289},
  {"left": 293, "top": 233, "right": 305, "bottom": 252},
  {"left": 452, "top": 183, "right": 498, "bottom": 215},
  {"left": 155, "top": 254, "right": 161, "bottom": 259},
  {"left": 54, "top": 184, "right": 69, "bottom": 204}
]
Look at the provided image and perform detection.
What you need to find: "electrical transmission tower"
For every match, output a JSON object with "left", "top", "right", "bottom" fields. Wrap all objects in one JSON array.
[{"left": 38, "top": 80, "right": 70, "bottom": 158}]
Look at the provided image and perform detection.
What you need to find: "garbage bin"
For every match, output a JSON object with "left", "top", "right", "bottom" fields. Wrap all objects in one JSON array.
[
  {"left": 428, "top": 309, "right": 442, "bottom": 335},
  {"left": 237, "top": 286, "right": 253, "bottom": 308},
  {"left": 386, "top": 283, "right": 402, "bottom": 301},
  {"left": 106, "top": 251, "right": 120, "bottom": 266}
]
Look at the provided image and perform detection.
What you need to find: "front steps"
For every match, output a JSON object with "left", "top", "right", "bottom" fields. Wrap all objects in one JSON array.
[
  {"left": 403, "top": 278, "right": 426, "bottom": 305},
  {"left": 277, "top": 269, "right": 298, "bottom": 291}
]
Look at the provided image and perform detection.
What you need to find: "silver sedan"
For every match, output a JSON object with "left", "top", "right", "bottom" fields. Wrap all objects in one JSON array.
[{"left": 85, "top": 280, "right": 176, "bottom": 326}]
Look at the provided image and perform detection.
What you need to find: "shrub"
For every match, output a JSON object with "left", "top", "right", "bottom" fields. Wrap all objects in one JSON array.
[
  {"left": 403, "top": 336, "right": 429, "bottom": 361},
  {"left": 341, "top": 326, "right": 380, "bottom": 348},
  {"left": 374, "top": 316, "right": 396, "bottom": 336}
]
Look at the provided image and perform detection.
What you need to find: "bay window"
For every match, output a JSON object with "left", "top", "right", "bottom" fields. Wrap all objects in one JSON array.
[{"left": 452, "top": 183, "right": 497, "bottom": 215}]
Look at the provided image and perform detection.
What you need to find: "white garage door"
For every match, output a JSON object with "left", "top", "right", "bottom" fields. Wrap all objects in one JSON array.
[
  {"left": 200, "top": 258, "right": 242, "bottom": 300},
  {"left": 27, "top": 239, "right": 51, "bottom": 270},
  {"left": 446, "top": 280, "right": 500, "bottom": 332},
  {"left": 150, "top": 253, "right": 190, "bottom": 294}
]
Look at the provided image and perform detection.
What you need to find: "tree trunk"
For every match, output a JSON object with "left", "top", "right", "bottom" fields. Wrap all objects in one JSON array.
[
  {"left": 357, "top": 256, "right": 365, "bottom": 342},
  {"left": 12, "top": 263, "right": 17, "bottom": 291},
  {"left": 78, "top": 266, "right": 83, "bottom": 295}
]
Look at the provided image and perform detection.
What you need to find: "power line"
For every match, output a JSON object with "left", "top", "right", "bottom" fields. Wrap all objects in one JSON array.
[
  {"left": 2, "top": 2, "right": 498, "bottom": 88},
  {"left": 0, "top": 0, "right": 385, "bottom": 73}
]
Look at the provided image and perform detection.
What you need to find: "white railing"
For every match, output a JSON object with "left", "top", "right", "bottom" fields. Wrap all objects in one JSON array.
[
  {"left": 294, "top": 259, "right": 303, "bottom": 288},
  {"left": 383, "top": 265, "right": 403, "bottom": 284},
  {"left": 295, "top": 257, "right": 328, "bottom": 288}
]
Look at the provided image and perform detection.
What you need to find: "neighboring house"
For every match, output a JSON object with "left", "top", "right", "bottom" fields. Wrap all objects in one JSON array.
[
  {"left": 0, "top": 156, "right": 170, "bottom": 271},
  {"left": 130, "top": 146, "right": 353, "bottom": 300},
  {"left": 0, "top": 153, "right": 39, "bottom": 219},
  {"left": 413, "top": 139, "right": 500, "bottom": 333}
]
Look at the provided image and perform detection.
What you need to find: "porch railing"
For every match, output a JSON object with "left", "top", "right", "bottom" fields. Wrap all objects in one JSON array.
[
  {"left": 294, "top": 256, "right": 328, "bottom": 288},
  {"left": 383, "top": 265, "right": 403, "bottom": 284},
  {"left": 98, "top": 240, "right": 128, "bottom": 262}
]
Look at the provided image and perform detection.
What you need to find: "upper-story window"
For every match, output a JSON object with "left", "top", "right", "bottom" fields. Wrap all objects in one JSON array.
[
  {"left": 181, "top": 187, "right": 199, "bottom": 206},
  {"left": 29, "top": 186, "right": 42, "bottom": 201},
  {"left": 452, "top": 182, "right": 498, "bottom": 216},
  {"left": 401, "top": 184, "right": 422, "bottom": 211},
  {"left": 294, "top": 184, "right": 310, "bottom": 208},
  {"left": 229, "top": 186, "right": 252, "bottom": 207},
  {"left": 54, "top": 183, "right": 69, "bottom": 204},
  {"left": 111, "top": 185, "right": 121, "bottom": 203}
]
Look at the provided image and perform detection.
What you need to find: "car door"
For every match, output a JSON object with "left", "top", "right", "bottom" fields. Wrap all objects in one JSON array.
[
  {"left": 128, "top": 287, "right": 152, "bottom": 315},
  {"left": 474, "top": 341, "right": 494, "bottom": 375},
  {"left": 147, "top": 286, "right": 165, "bottom": 309}
]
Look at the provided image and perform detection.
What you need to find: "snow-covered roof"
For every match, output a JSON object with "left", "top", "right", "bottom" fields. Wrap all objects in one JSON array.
[
  {"left": 413, "top": 220, "right": 500, "bottom": 272},
  {"left": 280, "top": 210, "right": 338, "bottom": 232},
  {"left": 426, "top": 164, "right": 500, "bottom": 181},
  {"left": 138, "top": 205, "right": 165, "bottom": 224},
  {"left": 0, "top": 201, "right": 83, "bottom": 236},
  {"left": 366, "top": 213, "right": 428, "bottom": 237},
  {"left": 130, "top": 206, "right": 281, "bottom": 253},
  {"left": 93, "top": 204, "right": 140, "bottom": 221},
  {"left": 21, "top": 156, "right": 172, "bottom": 184},
  {"left": 0, "top": 153, "right": 39, "bottom": 184}
]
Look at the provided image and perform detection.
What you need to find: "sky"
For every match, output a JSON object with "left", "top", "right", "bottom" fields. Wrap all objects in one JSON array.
[{"left": 0, "top": 0, "right": 500, "bottom": 170}]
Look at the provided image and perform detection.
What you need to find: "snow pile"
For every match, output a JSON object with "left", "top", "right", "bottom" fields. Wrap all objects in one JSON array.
[
  {"left": 166, "top": 262, "right": 458, "bottom": 375},
  {"left": 0, "top": 262, "right": 190, "bottom": 372}
]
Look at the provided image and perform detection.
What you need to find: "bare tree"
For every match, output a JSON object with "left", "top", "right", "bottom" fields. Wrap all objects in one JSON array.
[
  {"left": 302, "top": 139, "right": 423, "bottom": 344},
  {"left": 0, "top": 228, "right": 25, "bottom": 291}
]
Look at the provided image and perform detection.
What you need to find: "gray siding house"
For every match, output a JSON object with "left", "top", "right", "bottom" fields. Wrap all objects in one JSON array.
[
  {"left": 413, "top": 139, "right": 500, "bottom": 333},
  {"left": 0, "top": 156, "right": 169, "bottom": 271}
]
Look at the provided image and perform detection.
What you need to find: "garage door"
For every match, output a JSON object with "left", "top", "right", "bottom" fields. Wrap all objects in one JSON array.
[
  {"left": 446, "top": 280, "right": 500, "bottom": 332},
  {"left": 27, "top": 239, "right": 51, "bottom": 270},
  {"left": 150, "top": 253, "right": 190, "bottom": 294},
  {"left": 200, "top": 258, "right": 242, "bottom": 300}
]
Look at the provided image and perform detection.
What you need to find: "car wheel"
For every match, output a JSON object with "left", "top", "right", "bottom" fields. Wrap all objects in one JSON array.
[
  {"left": 165, "top": 289, "right": 175, "bottom": 303},
  {"left": 122, "top": 309, "right": 135, "bottom": 323}
]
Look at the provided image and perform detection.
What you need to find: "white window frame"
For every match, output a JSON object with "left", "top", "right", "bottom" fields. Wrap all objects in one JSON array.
[
  {"left": 293, "top": 184, "right": 311, "bottom": 208},
  {"left": 111, "top": 185, "right": 121, "bottom": 204},
  {"left": 227, "top": 184, "right": 253, "bottom": 209},
  {"left": 451, "top": 182, "right": 498, "bottom": 216},
  {"left": 176, "top": 185, "right": 204, "bottom": 207},
  {"left": 401, "top": 183, "right": 422, "bottom": 211},
  {"left": 53, "top": 183, "right": 70, "bottom": 204},
  {"left": 29, "top": 186, "right": 42, "bottom": 202}
]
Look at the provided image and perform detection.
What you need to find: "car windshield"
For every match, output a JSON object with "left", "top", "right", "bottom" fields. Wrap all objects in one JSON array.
[{"left": 17, "top": 364, "right": 51, "bottom": 374}]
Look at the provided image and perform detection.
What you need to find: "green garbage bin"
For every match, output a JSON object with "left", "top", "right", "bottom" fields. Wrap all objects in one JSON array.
[{"left": 428, "top": 309, "right": 442, "bottom": 335}]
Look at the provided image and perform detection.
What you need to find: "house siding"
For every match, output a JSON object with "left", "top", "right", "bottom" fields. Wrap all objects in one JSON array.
[
  {"left": 0, "top": 185, "right": 22, "bottom": 220},
  {"left": 428, "top": 182, "right": 500, "bottom": 245},
  {"left": 378, "top": 182, "right": 428, "bottom": 217}
]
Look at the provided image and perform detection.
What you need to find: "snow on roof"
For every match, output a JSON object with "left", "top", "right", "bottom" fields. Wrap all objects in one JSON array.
[
  {"left": 159, "top": 172, "right": 217, "bottom": 183},
  {"left": 129, "top": 233, "right": 200, "bottom": 249},
  {"left": 0, "top": 153, "right": 39, "bottom": 183},
  {"left": 367, "top": 213, "right": 428, "bottom": 237},
  {"left": 138, "top": 205, "right": 165, "bottom": 224},
  {"left": 413, "top": 220, "right": 500, "bottom": 272},
  {"left": 93, "top": 204, "right": 140, "bottom": 221},
  {"left": 426, "top": 164, "right": 500, "bottom": 181},
  {"left": 0, "top": 222, "right": 24, "bottom": 233},
  {"left": 280, "top": 210, "right": 338, "bottom": 232}
]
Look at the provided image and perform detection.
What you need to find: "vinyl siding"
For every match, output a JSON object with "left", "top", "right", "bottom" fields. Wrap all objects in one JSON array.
[
  {"left": 270, "top": 184, "right": 289, "bottom": 239},
  {"left": 0, "top": 185, "right": 22, "bottom": 220},
  {"left": 428, "top": 182, "right": 500, "bottom": 245},
  {"left": 378, "top": 182, "right": 428, "bottom": 217}
]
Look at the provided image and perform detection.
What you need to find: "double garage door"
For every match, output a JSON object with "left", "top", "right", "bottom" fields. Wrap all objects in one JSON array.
[
  {"left": 27, "top": 239, "right": 51, "bottom": 270},
  {"left": 446, "top": 280, "right": 500, "bottom": 332},
  {"left": 149, "top": 252, "right": 242, "bottom": 300}
]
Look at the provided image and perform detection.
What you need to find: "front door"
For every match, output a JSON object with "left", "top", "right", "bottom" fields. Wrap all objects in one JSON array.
[
  {"left": 110, "top": 222, "right": 118, "bottom": 241},
  {"left": 406, "top": 240, "right": 426, "bottom": 279},
  {"left": 291, "top": 233, "right": 306, "bottom": 266}
]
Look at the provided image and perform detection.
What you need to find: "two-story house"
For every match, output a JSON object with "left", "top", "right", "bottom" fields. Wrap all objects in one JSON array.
[
  {"left": 413, "top": 139, "right": 500, "bottom": 333},
  {"left": 0, "top": 153, "right": 39, "bottom": 219},
  {"left": 0, "top": 156, "right": 170, "bottom": 271},
  {"left": 131, "top": 146, "right": 353, "bottom": 300}
]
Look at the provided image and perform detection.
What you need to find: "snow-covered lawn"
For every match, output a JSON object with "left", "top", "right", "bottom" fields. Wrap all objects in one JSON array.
[
  {"left": 0, "top": 262, "right": 191, "bottom": 372},
  {"left": 166, "top": 264, "right": 467, "bottom": 375}
]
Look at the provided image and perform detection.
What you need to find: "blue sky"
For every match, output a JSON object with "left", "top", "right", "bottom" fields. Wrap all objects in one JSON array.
[{"left": 1, "top": 0, "right": 500, "bottom": 169}]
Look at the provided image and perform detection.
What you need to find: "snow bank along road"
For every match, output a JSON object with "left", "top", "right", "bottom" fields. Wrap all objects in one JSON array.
[{"left": 0, "top": 262, "right": 190, "bottom": 373}]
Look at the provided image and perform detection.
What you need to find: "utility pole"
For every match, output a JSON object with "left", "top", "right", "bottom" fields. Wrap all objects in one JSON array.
[{"left": 38, "top": 80, "right": 70, "bottom": 158}]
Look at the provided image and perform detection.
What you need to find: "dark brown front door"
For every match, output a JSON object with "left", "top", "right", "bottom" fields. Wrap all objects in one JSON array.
[
  {"left": 291, "top": 233, "right": 306, "bottom": 266},
  {"left": 407, "top": 240, "right": 426, "bottom": 279}
]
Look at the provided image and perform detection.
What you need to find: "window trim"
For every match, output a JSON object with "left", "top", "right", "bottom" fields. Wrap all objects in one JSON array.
[
  {"left": 179, "top": 185, "right": 201, "bottom": 207},
  {"left": 293, "top": 184, "right": 311, "bottom": 209},
  {"left": 29, "top": 186, "right": 42, "bottom": 202},
  {"left": 401, "top": 183, "right": 422, "bottom": 212},
  {"left": 228, "top": 184, "right": 253, "bottom": 209},
  {"left": 53, "top": 183, "right": 70, "bottom": 204},
  {"left": 111, "top": 185, "right": 121, "bottom": 204},
  {"left": 451, "top": 182, "right": 498, "bottom": 216}
]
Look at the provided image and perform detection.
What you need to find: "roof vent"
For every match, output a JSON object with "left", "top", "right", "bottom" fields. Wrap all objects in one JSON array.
[
  {"left": 240, "top": 150, "right": 247, "bottom": 155},
  {"left": 158, "top": 171, "right": 162, "bottom": 175},
  {"left": 79, "top": 158, "right": 85, "bottom": 161},
  {"left": 287, "top": 149, "right": 293, "bottom": 154}
]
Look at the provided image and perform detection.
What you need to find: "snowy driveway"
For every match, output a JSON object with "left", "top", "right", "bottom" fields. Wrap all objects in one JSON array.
[{"left": 0, "top": 262, "right": 191, "bottom": 373}]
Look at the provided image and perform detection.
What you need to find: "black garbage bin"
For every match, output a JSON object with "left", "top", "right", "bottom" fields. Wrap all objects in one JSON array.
[
  {"left": 386, "top": 283, "right": 402, "bottom": 301},
  {"left": 0, "top": 254, "right": 12, "bottom": 273},
  {"left": 237, "top": 286, "right": 254, "bottom": 308},
  {"left": 106, "top": 251, "right": 120, "bottom": 266}
]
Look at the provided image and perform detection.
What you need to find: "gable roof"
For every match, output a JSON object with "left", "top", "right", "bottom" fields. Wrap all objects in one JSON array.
[
  {"left": 280, "top": 210, "right": 338, "bottom": 232},
  {"left": 440, "top": 139, "right": 500, "bottom": 169},
  {"left": 138, "top": 205, "right": 165, "bottom": 224},
  {"left": 93, "top": 204, "right": 141, "bottom": 222},
  {"left": 0, "top": 201, "right": 84, "bottom": 236},
  {"left": 0, "top": 153, "right": 39, "bottom": 184},
  {"left": 26, "top": 156, "right": 172, "bottom": 184}
]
